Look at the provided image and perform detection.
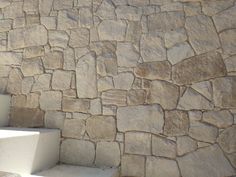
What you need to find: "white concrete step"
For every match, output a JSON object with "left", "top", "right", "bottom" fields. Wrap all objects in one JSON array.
[
  {"left": 0, "top": 94, "right": 11, "bottom": 126},
  {"left": 25, "top": 165, "right": 120, "bottom": 177},
  {"left": 0, "top": 128, "right": 60, "bottom": 176}
]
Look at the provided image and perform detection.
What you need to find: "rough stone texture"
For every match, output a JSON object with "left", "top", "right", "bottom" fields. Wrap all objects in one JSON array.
[
  {"left": 43, "top": 51, "right": 63, "bottom": 69},
  {"left": 101, "top": 90, "right": 127, "bottom": 106},
  {"left": 113, "top": 72, "right": 134, "bottom": 90},
  {"left": 217, "top": 125, "right": 236, "bottom": 153},
  {"left": 220, "top": 29, "right": 236, "bottom": 56},
  {"left": 62, "top": 119, "right": 85, "bottom": 139},
  {"left": 60, "top": 139, "right": 95, "bottom": 166},
  {"left": 147, "top": 80, "right": 179, "bottom": 109},
  {"left": 0, "top": 52, "right": 22, "bottom": 65},
  {"left": 164, "top": 110, "right": 189, "bottom": 136},
  {"left": 95, "top": 142, "right": 120, "bottom": 167},
  {"left": 191, "top": 81, "right": 212, "bottom": 101},
  {"left": 69, "top": 28, "right": 89, "bottom": 48},
  {"left": 52, "top": 70, "right": 72, "bottom": 90},
  {"left": 40, "top": 91, "right": 62, "bottom": 111},
  {"left": 177, "top": 145, "right": 235, "bottom": 177},
  {"left": 117, "top": 105, "right": 164, "bottom": 134},
  {"left": 62, "top": 97, "right": 90, "bottom": 113},
  {"left": 177, "top": 136, "right": 197, "bottom": 156},
  {"left": 44, "top": 111, "right": 65, "bottom": 130},
  {"left": 146, "top": 157, "right": 180, "bottom": 177},
  {"left": 86, "top": 116, "right": 116, "bottom": 141},
  {"left": 172, "top": 52, "right": 226, "bottom": 85},
  {"left": 185, "top": 15, "right": 220, "bottom": 54},
  {"left": 125, "top": 132, "right": 151, "bottom": 155}
]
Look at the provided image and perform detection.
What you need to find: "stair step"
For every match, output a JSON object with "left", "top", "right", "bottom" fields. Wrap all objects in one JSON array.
[
  {"left": 0, "top": 94, "right": 11, "bottom": 126},
  {"left": 0, "top": 171, "right": 21, "bottom": 177},
  {"left": 26, "top": 165, "right": 120, "bottom": 177},
  {"left": 0, "top": 128, "right": 60, "bottom": 175}
]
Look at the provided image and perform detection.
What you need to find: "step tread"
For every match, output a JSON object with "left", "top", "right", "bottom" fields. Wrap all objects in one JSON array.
[
  {"left": 28, "top": 165, "right": 119, "bottom": 177},
  {"left": 0, "top": 171, "right": 21, "bottom": 177}
]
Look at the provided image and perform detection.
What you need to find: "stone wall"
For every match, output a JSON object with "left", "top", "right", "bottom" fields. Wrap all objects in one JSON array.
[{"left": 0, "top": 0, "right": 236, "bottom": 176}]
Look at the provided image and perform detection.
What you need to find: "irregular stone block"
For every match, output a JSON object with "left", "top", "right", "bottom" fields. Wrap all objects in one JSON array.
[
  {"left": 95, "top": 142, "right": 120, "bottom": 167},
  {"left": 177, "top": 145, "right": 235, "bottom": 177},
  {"left": 185, "top": 15, "right": 220, "bottom": 54},
  {"left": 0, "top": 19, "right": 12, "bottom": 32},
  {"left": 62, "top": 119, "right": 85, "bottom": 139},
  {"left": 96, "top": 0, "right": 116, "bottom": 20},
  {"left": 97, "top": 77, "right": 114, "bottom": 92},
  {"left": 125, "top": 132, "right": 151, "bottom": 155},
  {"left": 0, "top": 52, "right": 22, "bottom": 65},
  {"left": 79, "top": 8, "right": 93, "bottom": 28},
  {"left": 97, "top": 56, "right": 117, "bottom": 77},
  {"left": 164, "top": 28, "right": 187, "bottom": 48},
  {"left": 116, "top": 6, "right": 142, "bottom": 21},
  {"left": 60, "top": 139, "right": 95, "bottom": 166},
  {"left": 127, "top": 89, "right": 146, "bottom": 106},
  {"left": 76, "top": 53, "right": 97, "bottom": 98},
  {"left": 147, "top": 80, "right": 179, "bottom": 109},
  {"left": 58, "top": 10, "right": 79, "bottom": 30},
  {"left": 172, "top": 52, "right": 226, "bottom": 85},
  {"left": 10, "top": 107, "right": 44, "bottom": 128},
  {"left": 43, "top": 51, "right": 63, "bottom": 69},
  {"left": 23, "top": 46, "right": 44, "bottom": 59},
  {"left": 220, "top": 29, "right": 236, "bottom": 56},
  {"left": 225, "top": 55, "right": 236, "bottom": 73},
  {"left": 21, "top": 58, "right": 44, "bottom": 77},
  {"left": 62, "top": 97, "right": 90, "bottom": 113},
  {"left": 69, "top": 28, "right": 89, "bottom": 48},
  {"left": 102, "top": 90, "right": 127, "bottom": 106},
  {"left": 45, "top": 111, "right": 65, "bottom": 130},
  {"left": 49, "top": 31, "right": 69, "bottom": 49},
  {"left": 86, "top": 116, "right": 116, "bottom": 141},
  {"left": 53, "top": 0, "right": 73, "bottom": 10},
  {"left": 40, "top": 91, "right": 62, "bottom": 111},
  {"left": 7, "top": 68, "right": 23, "bottom": 94},
  {"left": 191, "top": 81, "right": 212, "bottom": 101},
  {"left": 39, "top": 0, "right": 53, "bottom": 16},
  {"left": 113, "top": 72, "right": 134, "bottom": 90},
  {"left": 117, "top": 105, "right": 164, "bottom": 134},
  {"left": 8, "top": 25, "right": 47, "bottom": 50},
  {"left": 177, "top": 136, "right": 197, "bottom": 156},
  {"left": 52, "top": 70, "right": 72, "bottom": 90},
  {"left": 32, "top": 74, "right": 51, "bottom": 92}
]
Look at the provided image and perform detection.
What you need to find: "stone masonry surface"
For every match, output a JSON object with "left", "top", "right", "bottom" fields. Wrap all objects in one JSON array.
[{"left": 1, "top": 0, "right": 236, "bottom": 176}]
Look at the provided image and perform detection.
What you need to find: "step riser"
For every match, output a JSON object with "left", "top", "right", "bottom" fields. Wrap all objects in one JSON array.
[
  {"left": 0, "top": 95, "right": 11, "bottom": 126},
  {"left": 0, "top": 128, "right": 60, "bottom": 175}
]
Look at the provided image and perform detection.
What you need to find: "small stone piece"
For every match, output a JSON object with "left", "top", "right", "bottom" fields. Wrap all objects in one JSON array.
[
  {"left": 96, "top": 0, "right": 116, "bottom": 20},
  {"left": 102, "top": 90, "right": 127, "bottom": 106},
  {"left": 52, "top": 70, "right": 71, "bottom": 90},
  {"left": 127, "top": 89, "right": 146, "bottom": 106},
  {"left": 45, "top": 111, "right": 65, "bottom": 130},
  {"left": 172, "top": 52, "right": 226, "bottom": 85},
  {"left": 152, "top": 136, "right": 176, "bottom": 158},
  {"left": 121, "top": 155, "right": 145, "bottom": 177},
  {"left": 60, "top": 139, "right": 95, "bottom": 166},
  {"left": 217, "top": 125, "right": 236, "bottom": 153},
  {"left": 125, "top": 132, "right": 151, "bottom": 155},
  {"left": 177, "top": 136, "right": 197, "bottom": 156},
  {"left": 21, "top": 58, "right": 44, "bottom": 77},
  {"left": 185, "top": 15, "right": 220, "bottom": 54},
  {"left": 117, "top": 105, "right": 164, "bottom": 134},
  {"left": 89, "top": 98, "right": 102, "bottom": 115},
  {"left": 203, "top": 110, "right": 233, "bottom": 128},
  {"left": 32, "top": 74, "right": 51, "bottom": 92},
  {"left": 146, "top": 157, "right": 180, "bottom": 177},
  {"left": 98, "top": 20, "right": 127, "bottom": 41},
  {"left": 191, "top": 81, "right": 212, "bottom": 101},
  {"left": 97, "top": 56, "right": 117, "bottom": 76},
  {"left": 147, "top": 80, "right": 179, "bottom": 109},
  {"left": 62, "top": 97, "right": 90, "bottom": 113},
  {"left": 49, "top": 31, "right": 69, "bottom": 49},
  {"left": 113, "top": 72, "right": 134, "bottom": 90},
  {"left": 134, "top": 61, "right": 171, "bottom": 80},
  {"left": 177, "top": 145, "right": 235, "bottom": 177},
  {"left": 43, "top": 51, "right": 63, "bottom": 69},
  {"left": 97, "top": 77, "right": 114, "bottom": 92},
  {"left": 23, "top": 46, "right": 44, "bottom": 59},
  {"left": 40, "top": 91, "right": 62, "bottom": 111},
  {"left": 62, "top": 119, "right": 85, "bottom": 139},
  {"left": 95, "top": 142, "right": 120, "bottom": 167},
  {"left": 69, "top": 28, "right": 89, "bottom": 48},
  {"left": 164, "top": 110, "right": 189, "bottom": 136},
  {"left": 86, "top": 116, "right": 116, "bottom": 141},
  {"left": 164, "top": 28, "right": 187, "bottom": 48}
]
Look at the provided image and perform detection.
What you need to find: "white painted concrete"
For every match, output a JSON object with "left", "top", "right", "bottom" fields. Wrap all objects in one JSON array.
[
  {"left": 25, "top": 165, "right": 119, "bottom": 177},
  {"left": 0, "top": 128, "right": 60, "bottom": 175},
  {"left": 0, "top": 94, "right": 11, "bottom": 126}
]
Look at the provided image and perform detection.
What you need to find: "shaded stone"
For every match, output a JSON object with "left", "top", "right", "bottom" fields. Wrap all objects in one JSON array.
[
  {"left": 102, "top": 90, "right": 127, "bottom": 106},
  {"left": 62, "top": 97, "right": 90, "bottom": 113},
  {"left": 39, "top": 0, "right": 53, "bottom": 16},
  {"left": 21, "top": 58, "right": 44, "bottom": 77},
  {"left": 148, "top": 12, "right": 184, "bottom": 31},
  {"left": 69, "top": 28, "right": 89, "bottom": 48},
  {"left": 178, "top": 88, "right": 213, "bottom": 110},
  {"left": 86, "top": 116, "right": 116, "bottom": 141},
  {"left": 213, "top": 77, "right": 236, "bottom": 108},
  {"left": 79, "top": 8, "right": 93, "bottom": 28},
  {"left": 121, "top": 155, "right": 145, "bottom": 177},
  {"left": 113, "top": 72, "right": 134, "bottom": 90},
  {"left": 76, "top": 53, "right": 97, "bottom": 98},
  {"left": 45, "top": 111, "right": 65, "bottom": 130},
  {"left": 116, "top": 42, "right": 139, "bottom": 67},
  {"left": 177, "top": 145, "right": 235, "bottom": 177},
  {"left": 134, "top": 61, "right": 171, "bottom": 80},
  {"left": 146, "top": 157, "right": 180, "bottom": 177},
  {"left": 164, "top": 110, "right": 189, "bottom": 136},
  {"left": 225, "top": 55, "right": 236, "bottom": 73},
  {"left": 7, "top": 68, "right": 23, "bottom": 94},
  {"left": 10, "top": 107, "right": 44, "bottom": 128},
  {"left": 96, "top": 0, "right": 115, "bottom": 20},
  {"left": 8, "top": 25, "right": 47, "bottom": 50},
  {"left": 0, "top": 52, "right": 22, "bottom": 65},
  {"left": 97, "top": 77, "right": 114, "bottom": 92},
  {"left": 213, "top": 5, "right": 236, "bottom": 32},
  {"left": 126, "top": 21, "right": 142, "bottom": 43},
  {"left": 23, "top": 46, "right": 44, "bottom": 59},
  {"left": 32, "top": 74, "right": 51, "bottom": 92},
  {"left": 147, "top": 80, "right": 179, "bottom": 109},
  {"left": 189, "top": 121, "right": 218, "bottom": 143},
  {"left": 43, "top": 51, "right": 63, "bottom": 69},
  {"left": 203, "top": 110, "right": 233, "bottom": 128},
  {"left": 52, "top": 70, "right": 72, "bottom": 90},
  {"left": 140, "top": 34, "right": 166, "bottom": 62},
  {"left": 40, "top": 91, "right": 62, "bottom": 111},
  {"left": 177, "top": 136, "right": 197, "bottom": 156},
  {"left": 191, "top": 81, "right": 212, "bottom": 101},
  {"left": 127, "top": 89, "right": 146, "bottom": 106},
  {"left": 202, "top": 0, "right": 234, "bottom": 16},
  {"left": 167, "top": 42, "right": 194, "bottom": 65},
  {"left": 117, "top": 105, "right": 164, "bottom": 134},
  {"left": 152, "top": 136, "right": 176, "bottom": 158},
  {"left": 63, "top": 48, "right": 76, "bottom": 70},
  {"left": 164, "top": 28, "right": 187, "bottom": 48},
  {"left": 53, "top": 0, "right": 73, "bottom": 10},
  {"left": 48, "top": 31, "right": 69, "bottom": 49},
  {"left": 97, "top": 56, "right": 117, "bottom": 76},
  {"left": 217, "top": 125, "right": 236, "bottom": 153},
  {"left": 116, "top": 6, "right": 142, "bottom": 21},
  {"left": 60, "top": 139, "right": 95, "bottom": 166},
  {"left": 220, "top": 29, "right": 236, "bottom": 56},
  {"left": 125, "top": 132, "right": 151, "bottom": 155},
  {"left": 184, "top": 2, "right": 201, "bottom": 16},
  {"left": 98, "top": 20, "right": 127, "bottom": 41},
  {"left": 89, "top": 98, "right": 102, "bottom": 115},
  {"left": 185, "top": 15, "right": 220, "bottom": 54},
  {"left": 95, "top": 142, "right": 120, "bottom": 167},
  {"left": 62, "top": 119, "right": 86, "bottom": 139},
  {"left": 172, "top": 52, "right": 226, "bottom": 85},
  {"left": 58, "top": 10, "right": 78, "bottom": 30}
]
